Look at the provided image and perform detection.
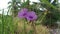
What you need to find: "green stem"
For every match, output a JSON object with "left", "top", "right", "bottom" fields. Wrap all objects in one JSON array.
[
  {"left": 2, "top": 9, "right": 4, "bottom": 34},
  {"left": 40, "top": 11, "right": 48, "bottom": 23},
  {"left": 24, "top": 19, "right": 27, "bottom": 34}
]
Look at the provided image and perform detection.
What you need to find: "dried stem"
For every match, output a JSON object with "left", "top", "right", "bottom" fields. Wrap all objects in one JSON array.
[{"left": 31, "top": 21, "right": 37, "bottom": 34}]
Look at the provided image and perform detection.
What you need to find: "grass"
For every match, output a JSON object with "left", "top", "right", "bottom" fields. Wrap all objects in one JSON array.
[
  {"left": 0, "top": 15, "right": 50, "bottom": 34},
  {"left": 0, "top": 15, "right": 15, "bottom": 34}
]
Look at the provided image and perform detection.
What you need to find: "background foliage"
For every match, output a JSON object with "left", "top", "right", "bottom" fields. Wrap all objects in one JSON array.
[{"left": 0, "top": 0, "right": 60, "bottom": 34}]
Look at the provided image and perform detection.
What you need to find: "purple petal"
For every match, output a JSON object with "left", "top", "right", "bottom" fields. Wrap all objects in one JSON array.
[
  {"left": 26, "top": 11, "right": 37, "bottom": 21},
  {"left": 18, "top": 8, "right": 28, "bottom": 18}
]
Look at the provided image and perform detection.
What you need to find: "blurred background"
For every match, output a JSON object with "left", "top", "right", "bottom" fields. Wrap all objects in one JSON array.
[{"left": 0, "top": 0, "right": 60, "bottom": 34}]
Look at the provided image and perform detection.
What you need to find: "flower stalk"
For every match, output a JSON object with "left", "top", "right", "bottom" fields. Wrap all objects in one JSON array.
[
  {"left": 31, "top": 21, "right": 37, "bottom": 34},
  {"left": 24, "top": 19, "right": 27, "bottom": 34}
]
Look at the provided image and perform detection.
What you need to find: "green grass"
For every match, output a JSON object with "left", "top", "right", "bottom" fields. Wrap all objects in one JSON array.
[
  {"left": 0, "top": 15, "right": 50, "bottom": 34},
  {"left": 0, "top": 15, "right": 15, "bottom": 34}
]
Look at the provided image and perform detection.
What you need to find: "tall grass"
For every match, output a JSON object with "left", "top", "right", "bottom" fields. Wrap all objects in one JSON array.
[
  {"left": 0, "top": 9, "right": 50, "bottom": 34},
  {"left": 0, "top": 9, "right": 15, "bottom": 34}
]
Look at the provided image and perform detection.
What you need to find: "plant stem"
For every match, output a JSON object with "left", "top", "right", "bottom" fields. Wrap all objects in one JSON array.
[
  {"left": 31, "top": 21, "right": 37, "bottom": 34},
  {"left": 2, "top": 9, "right": 4, "bottom": 34},
  {"left": 24, "top": 19, "right": 27, "bottom": 34}
]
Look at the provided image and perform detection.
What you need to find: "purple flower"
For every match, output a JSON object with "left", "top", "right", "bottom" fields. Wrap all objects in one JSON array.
[
  {"left": 18, "top": 8, "right": 28, "bottom": 18},
  {"left": 26, "top": 11, "right": 37, "bottom": 21}
]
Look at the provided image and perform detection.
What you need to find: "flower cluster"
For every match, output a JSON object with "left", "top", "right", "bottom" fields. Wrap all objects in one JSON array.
[{"left": 18, "top": 8, "right": 37, "bottom": 21}]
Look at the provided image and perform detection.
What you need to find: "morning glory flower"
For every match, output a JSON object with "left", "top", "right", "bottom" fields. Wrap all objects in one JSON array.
[
  {"left": 26, "top": 11, "right": 37, "bottom": 21},
  {"left": 18, "top": 8, "right": 28, "bottom": 18}
]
